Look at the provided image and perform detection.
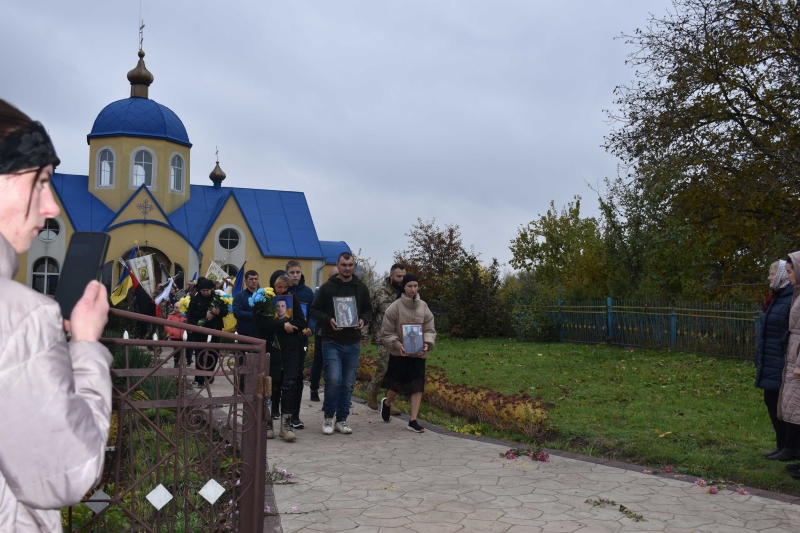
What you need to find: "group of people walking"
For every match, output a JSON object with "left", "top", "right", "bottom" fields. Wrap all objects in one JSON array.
[
  {"left": 756, "top": 253, "right": 800, "bottom": 480},
  {"left": 221, "top": 254, "right": 437, "bottom": 441}
]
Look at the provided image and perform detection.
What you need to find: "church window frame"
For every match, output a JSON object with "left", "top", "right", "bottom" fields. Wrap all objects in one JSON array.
[
  {"left": 218, "top": 228, "right": 240, "bottom": 251},
  {"left": 37, "top": 218, "right": 60, "bottom": 242},
  {"left": 169, "top": 153, "right": 185, "bottom": 194},
  {"left": 222, "top": 264, "right": 239, "bottom": 277},
  {"left": 96, "top": 147, "right": 116, "bottom": 188},
  {"left": 130, "top": 147, "right": 157, "bottom": 190},
  {"left": 32, "top": 257, "right": 60, "bottom": 296}
]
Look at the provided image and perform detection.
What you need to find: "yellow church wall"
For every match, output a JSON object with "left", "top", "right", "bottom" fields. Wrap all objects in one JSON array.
[
  {"left": 105, "top": 223, "right": 192, "bottom": 279},
  {"left": 196, "top": 197, "right": 315, "bottom": 284},
  {"left": 88, "top": 137, "right": 191, "bottom": 215},
  {"left": 107, "top": 188, "right": 170, "bottom": 228}
]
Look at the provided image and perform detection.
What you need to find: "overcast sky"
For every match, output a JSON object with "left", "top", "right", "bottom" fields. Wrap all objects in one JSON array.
[{"left": 2, "top": 0, "right": 672, "bottom": 273}]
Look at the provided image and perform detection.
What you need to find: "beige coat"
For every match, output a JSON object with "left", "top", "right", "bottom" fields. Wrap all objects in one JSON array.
[
  {"left": 0, "top": 234, "right": 112, "bottom": 532},
  {"left": 379, "top": 294, "right": 436, "bottom": 357},
  {"left": 778, "top": 251, "right": 800, "bottom": 426}
]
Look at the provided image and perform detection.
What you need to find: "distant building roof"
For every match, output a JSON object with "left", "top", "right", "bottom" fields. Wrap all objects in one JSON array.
[
  {"left": 87, "top": 98, "right": 191, "bottom": 147},
  {"left": 50, "top": 173, "right": 348, "bottom": 260},
  {"left": 319, "top": 241, "right": 351, "bottom": 264}
]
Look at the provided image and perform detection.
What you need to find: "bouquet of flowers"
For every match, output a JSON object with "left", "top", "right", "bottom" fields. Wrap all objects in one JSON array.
[
  {"left": 248, "top": 287, "right": 277, "bottom": 316},
  {"left": 198, "top": 290, "right": 234, "bottom": 326}
]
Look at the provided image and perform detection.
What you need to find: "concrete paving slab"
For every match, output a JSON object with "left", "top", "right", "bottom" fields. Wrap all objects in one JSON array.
[{"left": 262, "top": 386, "right": 800, "bottom": 532}]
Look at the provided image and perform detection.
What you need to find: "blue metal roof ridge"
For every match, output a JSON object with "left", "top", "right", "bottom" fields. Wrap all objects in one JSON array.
[
  {"left": 104, "top": 184, "right": 200, "bottom": 253},
  {"left": 50, "top": 173, "right": 116, "bottom": 232}
]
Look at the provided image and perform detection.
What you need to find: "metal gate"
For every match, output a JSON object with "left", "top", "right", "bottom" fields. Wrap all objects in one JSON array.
[{"left": 65, "top": 308, "right": 269, "bottom": 532}]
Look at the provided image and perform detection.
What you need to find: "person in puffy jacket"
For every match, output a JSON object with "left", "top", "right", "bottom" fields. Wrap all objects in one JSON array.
[
  {"left": 756, "top": 260, "right": 795, "bottom": 460},
  {"left": 778, "top": 253, "right": 800, "bottom": 470},
  {"left": 378, "top": 274, "right": 436, "bottom": 434},
  {"left": 0, "top": 99, "right": 112, "bottom": 532}
]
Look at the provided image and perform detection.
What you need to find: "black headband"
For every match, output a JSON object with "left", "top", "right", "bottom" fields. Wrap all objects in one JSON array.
[{"left": 0, "top": 121, "right": 60, "bottom": 175}]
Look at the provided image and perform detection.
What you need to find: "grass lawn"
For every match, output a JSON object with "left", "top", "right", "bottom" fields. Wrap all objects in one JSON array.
[{"left": 359, "top": 336, "right": 800, "bottom": 496}]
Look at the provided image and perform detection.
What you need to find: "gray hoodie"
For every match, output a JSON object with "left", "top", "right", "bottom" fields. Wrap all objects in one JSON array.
[{"left": 0, "top": 233, "right": 112, "bottom": 532}]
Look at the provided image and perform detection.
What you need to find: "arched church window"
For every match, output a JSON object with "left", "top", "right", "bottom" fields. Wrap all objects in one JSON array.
[
  {"left": 218, "top": 228, "right": 240, "bottom": 250},
  {"left": 32, "top": 257, "right": 59, "bottom": 295},
  {"left": 222, "top": 264, "right": 239, "bottom": 277},
  {"left": 132, "top": 150, "right": 154, "bottom": 188},
  {"left": 38, "top": 218, "right": 60, "bottom": 242},
  {"left": 98, "top": 149, "right": 114, "bottom": 186},
  {"left": 170, "top": 155, "right": 184, "bottom": 192}
]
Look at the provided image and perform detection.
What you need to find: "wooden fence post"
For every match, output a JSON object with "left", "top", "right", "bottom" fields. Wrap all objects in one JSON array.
[
  {"left": 607, "top": 297, "right": 613, "bottom": 344},
  {"left": 669, "top": 307, "right": 677, "bottom": 348}
]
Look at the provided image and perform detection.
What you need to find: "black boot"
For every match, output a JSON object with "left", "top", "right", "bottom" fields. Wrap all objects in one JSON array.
[
  {"left": 310, "top": 389, "right": 320, "bottom": 402},
  {"left": 791, "top": 470, "right": 800, "bottom": 480},
  {"left": 768, "top": 448, "right": 800, "bottom": 461},
  {"left": 786, "top": 462, "right": 800, "bottom": 472},
  {"left": 763, "top": 447, "right": 783, "bottom": 458}
]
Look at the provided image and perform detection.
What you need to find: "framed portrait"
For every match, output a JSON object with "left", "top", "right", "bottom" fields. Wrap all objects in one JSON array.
[
  {"left": 273, "top": 295, "right": 293, "bottom": 320},
  {"left": 333, "top": 296, "right": 359, "bottom": 328},
  {"left": 402, "top": 323, "right": 425, "bottom": 355}
]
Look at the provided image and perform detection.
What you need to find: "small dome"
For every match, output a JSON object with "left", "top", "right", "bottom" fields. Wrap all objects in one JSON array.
[
  {"left": 87, "top": 98, "right": 191, "bottom": 147},
  {"left": 127, "top": 50, "right": 154, "bottom": 87},
  {"left": 209, "top": 161, "right": 226, "bottom": 183}
]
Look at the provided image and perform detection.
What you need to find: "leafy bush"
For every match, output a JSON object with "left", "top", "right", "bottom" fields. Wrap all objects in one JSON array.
[{"left": 440, "top": 253, "right": 509, "bottom": 338}]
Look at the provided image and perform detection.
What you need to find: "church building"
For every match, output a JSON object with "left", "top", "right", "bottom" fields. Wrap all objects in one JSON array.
[{"left": 16, "top": 47, "right": 350, "bottom": 295}]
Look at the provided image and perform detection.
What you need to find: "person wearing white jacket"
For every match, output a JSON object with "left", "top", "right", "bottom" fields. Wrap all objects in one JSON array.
[
  {"left": 379, "top": 274, "right": 436, "bottom": 433},
  {"left": 0, "top": 99, "right": 112, "bottom": 532}
]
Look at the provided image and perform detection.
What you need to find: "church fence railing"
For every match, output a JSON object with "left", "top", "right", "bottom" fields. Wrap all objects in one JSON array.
[{"left": 63, "top": 308, "right": 272, "bottom": 533}]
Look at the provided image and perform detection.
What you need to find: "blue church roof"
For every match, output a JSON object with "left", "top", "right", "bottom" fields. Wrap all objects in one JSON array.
[
  {"left": 50, "top": 173, "right": 349, "bottom": 260},
  {"left": 319, "top": 241, "right": 351, "bottom": 264},
  {"left": 87, "top": 98, "right": 191, "bottom": 147}
]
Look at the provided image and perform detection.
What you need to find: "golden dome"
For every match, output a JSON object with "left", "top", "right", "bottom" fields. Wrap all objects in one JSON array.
[{"left": 127, "top": 50, "right": 154, "bottom": 98}]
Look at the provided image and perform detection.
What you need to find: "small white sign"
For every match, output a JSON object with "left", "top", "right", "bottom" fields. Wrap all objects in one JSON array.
[
  {"left": 146, "top": 484, "right": 173, "bottom": 511},
  {"left": 199, "top": 479, "right": 226, "bottom": 505},
  {"left": 85, "top": 489, "right": 110, "bottom": 514}
]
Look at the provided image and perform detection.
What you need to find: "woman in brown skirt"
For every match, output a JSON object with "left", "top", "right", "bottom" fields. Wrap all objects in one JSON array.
[{"left": 379, "top": 274, "right": 436, "bottom": 433}]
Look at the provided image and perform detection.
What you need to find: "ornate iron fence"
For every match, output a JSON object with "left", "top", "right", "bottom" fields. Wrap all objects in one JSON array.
[
  {"left": 545, "top": 298, "right": 760, "bottom": 359},
  {"left": 64, "top": 308, "right": 270, "bottom": 532}
]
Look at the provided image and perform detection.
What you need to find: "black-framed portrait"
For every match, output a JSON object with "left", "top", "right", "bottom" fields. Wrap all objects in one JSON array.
[
  {"left": 333, "top": 296, "right": 358, "bottom": 328},
  {"left": 402, "top": 323, "right": 424, "bottom": 355}
]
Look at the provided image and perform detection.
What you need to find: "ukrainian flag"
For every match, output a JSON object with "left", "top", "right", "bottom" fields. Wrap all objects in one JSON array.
[{"left": 110, "top": 249, "right": 136, "bottom": 306}]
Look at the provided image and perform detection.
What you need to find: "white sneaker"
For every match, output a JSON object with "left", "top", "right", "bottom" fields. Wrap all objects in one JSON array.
[
  {"left": 334, "top": 420, "right": 352, "bottom": 434},
  {"left": 322, "top": 417, "right": 334, "bottom": 435}
]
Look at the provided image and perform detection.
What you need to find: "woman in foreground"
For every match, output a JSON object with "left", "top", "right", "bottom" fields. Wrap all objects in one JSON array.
[{"left": 0, "top": 99, "right": 112, "bottom": 531}]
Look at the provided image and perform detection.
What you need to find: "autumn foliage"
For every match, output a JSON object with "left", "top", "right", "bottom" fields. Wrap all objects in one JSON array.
[{"left": 356, "top": 355, "right": 548, "bottom": 438}]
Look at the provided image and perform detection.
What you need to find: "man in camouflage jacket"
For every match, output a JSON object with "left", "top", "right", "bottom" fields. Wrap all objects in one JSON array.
[{"left": 365, "top": 264, "right": 406, "bottom": 410}]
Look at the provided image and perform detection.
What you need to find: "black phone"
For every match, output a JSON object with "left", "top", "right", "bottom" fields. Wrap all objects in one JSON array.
[{"left": 54, "top": 232, "right": 111, "bottom": 320}]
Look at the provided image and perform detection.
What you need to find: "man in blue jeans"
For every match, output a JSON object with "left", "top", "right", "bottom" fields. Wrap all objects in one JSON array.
[{"left": 309, "top": 253, "right": 371, "bottom": 435}]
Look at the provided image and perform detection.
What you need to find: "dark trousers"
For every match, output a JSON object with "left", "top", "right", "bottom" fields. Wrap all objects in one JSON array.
[
  {"left": 309, "top": 335, "right": 323, "bottom": 391},
  {"left": 173, "top": 339, "right": 193, "bottom": 366},
  {"left": 765, "top": 389, "right": 800, "bottom": 449},
  {"left": 269, "top": 352, "right": 303, "bottom": 417},
  {"left": 192, "top": 332, "right": 220, "bottom": 386},
  {"left": 292, "top": 352, "right": 306, "bottom": 419}
]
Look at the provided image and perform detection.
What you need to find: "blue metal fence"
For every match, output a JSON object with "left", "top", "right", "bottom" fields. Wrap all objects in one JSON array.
[{"left": 543, "top": 298, "right": 760, "bottom": 359}]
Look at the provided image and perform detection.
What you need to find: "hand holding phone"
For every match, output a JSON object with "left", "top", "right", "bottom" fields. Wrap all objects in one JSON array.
[
  {"left": 54, "top": 232, "right": 111, "bottom": 320},
  {"left": 63, "top": 281, "right": 109, "bottom": 342}
]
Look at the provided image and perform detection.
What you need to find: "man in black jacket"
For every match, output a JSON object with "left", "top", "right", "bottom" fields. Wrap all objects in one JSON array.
[{"left": 309, "top": 253, "right": 371, "bottom": 435}]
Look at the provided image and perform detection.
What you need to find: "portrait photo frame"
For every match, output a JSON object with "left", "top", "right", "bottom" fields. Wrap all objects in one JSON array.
[
  {"left": 401, "top": 323, "right": 425, "bottom": 356},
  {"left": 333, "top": 296, "right": 359, "bottom": 328},
  {"left": 273, "top": 295, "right": 293, "bottom": 320}
]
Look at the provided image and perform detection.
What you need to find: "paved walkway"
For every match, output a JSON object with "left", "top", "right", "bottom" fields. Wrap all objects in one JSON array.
[{"left": 263, "top": 388, "right": 800, "bottom": 533}]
